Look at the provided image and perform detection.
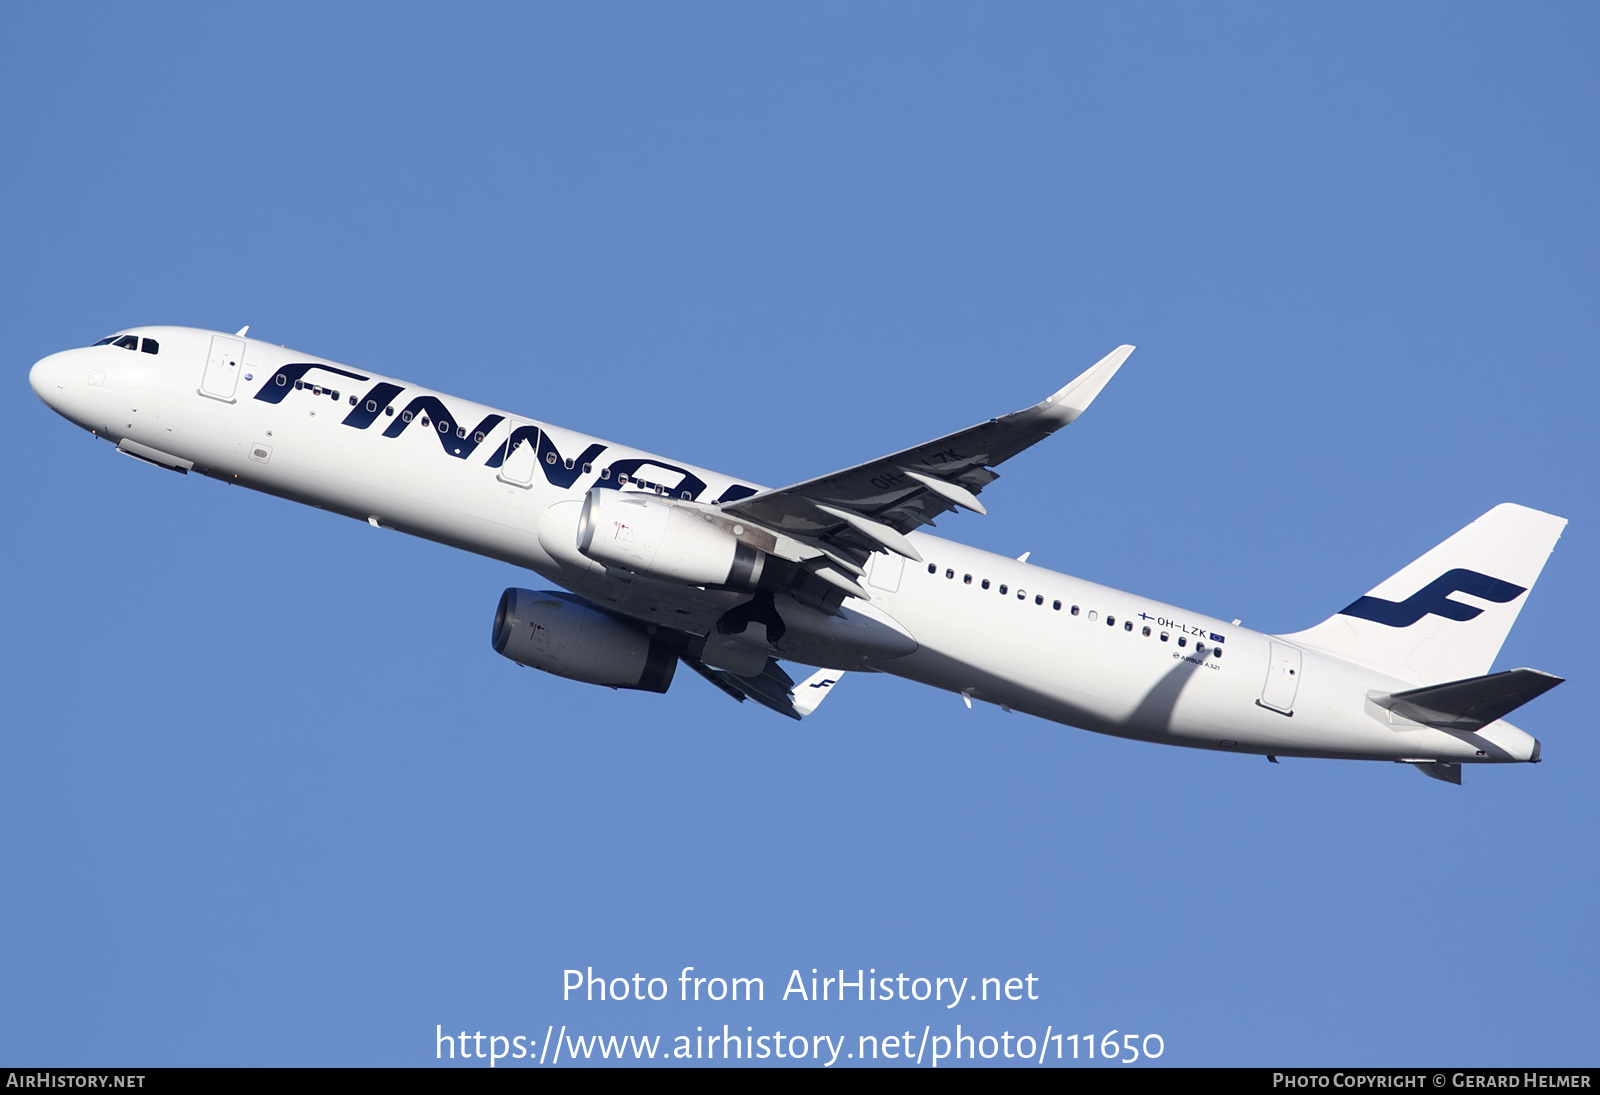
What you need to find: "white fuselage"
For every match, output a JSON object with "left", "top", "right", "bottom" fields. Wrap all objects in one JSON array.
[{"left": 28, "top": 326, "right": 1538, "bottom": 766}]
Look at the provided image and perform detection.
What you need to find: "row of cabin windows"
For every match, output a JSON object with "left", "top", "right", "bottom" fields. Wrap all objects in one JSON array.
[
  {"left": 93, "top": 335, "right": 159, "bottom": 354},
  {"left": 293, "top": 379, "right": 342, "bottom": 401},
  {"left": 925, "top": 562, "right": 1221, "bottom": 658},
  {"left": 348, "top": 393, "right": 398, "bottom": 416}
]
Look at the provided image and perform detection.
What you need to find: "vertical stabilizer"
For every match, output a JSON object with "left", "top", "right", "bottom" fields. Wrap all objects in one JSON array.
[{"left": 1282, "top": 504, "right": 1566, "bottom": 685}]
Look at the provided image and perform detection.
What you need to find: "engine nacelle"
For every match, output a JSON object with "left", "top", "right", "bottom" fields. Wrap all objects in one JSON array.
[
  {"left": 577, "top": 489, "right": 764, "bottom": 589},
  {"left": 492, "top": 588, "right": 677, "bottom": 693}
]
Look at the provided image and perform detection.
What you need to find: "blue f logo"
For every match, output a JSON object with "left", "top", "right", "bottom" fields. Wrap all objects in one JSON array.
[{"left": 1339, "top": 568, "right": 1526, "bottom": 628}]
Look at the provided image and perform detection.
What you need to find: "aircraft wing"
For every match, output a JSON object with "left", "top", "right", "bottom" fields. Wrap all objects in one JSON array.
[
  {"left": 681, "top": 657, "right": 844, "bottom": 721},
  {"left": 715, "top": 346, "right": 1133, "bottom": 585}
]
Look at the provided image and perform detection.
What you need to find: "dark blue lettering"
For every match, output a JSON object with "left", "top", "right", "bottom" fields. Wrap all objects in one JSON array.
[
  {"left": 342, "top": 382, "right": 406, "bottom": 429},
  {"left": 382, "top": 396, "right": 503, "bottom": 459},
  {"left": 253, "top": 362, "right": 370, "bottom": 404}
]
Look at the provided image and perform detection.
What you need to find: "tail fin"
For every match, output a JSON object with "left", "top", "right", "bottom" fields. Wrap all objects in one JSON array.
[{"left": 1283, "top": 503, "right": 1566, "bottom": 684}]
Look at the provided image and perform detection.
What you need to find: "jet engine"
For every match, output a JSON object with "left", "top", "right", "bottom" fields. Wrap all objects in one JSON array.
[
  {"left": 492, "top": 588, "right": 677, "bottom": 693},
  {"left": 577, "top": 489, "right": 764, "bottom": 590}
]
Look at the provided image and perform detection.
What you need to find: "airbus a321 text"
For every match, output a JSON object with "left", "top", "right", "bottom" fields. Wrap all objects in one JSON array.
[{"left": 30, "top": 327, "right": 1567, "bottom": 783}]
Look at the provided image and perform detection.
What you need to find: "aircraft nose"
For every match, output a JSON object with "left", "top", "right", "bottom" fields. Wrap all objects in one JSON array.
[{"left": 29, "top": 351, "right": 66, "bottom": 404}]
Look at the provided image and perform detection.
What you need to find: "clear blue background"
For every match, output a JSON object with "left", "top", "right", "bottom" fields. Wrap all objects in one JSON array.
[{"left": 3, "top": 2, "right": 1595, "bottom": 1067}]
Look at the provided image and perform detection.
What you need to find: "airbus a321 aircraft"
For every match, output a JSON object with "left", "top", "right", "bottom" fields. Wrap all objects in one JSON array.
[{"left": 29, "top": 327, "right": 1567, "bottom": 782}]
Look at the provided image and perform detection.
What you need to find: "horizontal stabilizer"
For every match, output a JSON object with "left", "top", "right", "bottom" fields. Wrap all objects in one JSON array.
[{"left": 1375, "top": 668, "right": 1563, "bottom": 732}]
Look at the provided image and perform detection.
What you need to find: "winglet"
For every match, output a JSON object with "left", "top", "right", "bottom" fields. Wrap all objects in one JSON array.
[
  {"left": 793, "top": 668, "right": 844, "bottom": 717},
  {"left": 1041, "top": 345, "right": 1134, "bottom": 425}
]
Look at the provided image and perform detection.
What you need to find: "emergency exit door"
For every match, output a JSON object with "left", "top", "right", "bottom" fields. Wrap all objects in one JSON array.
[{"left": 496, "top": 420, "right": 541, "bottom": 487}]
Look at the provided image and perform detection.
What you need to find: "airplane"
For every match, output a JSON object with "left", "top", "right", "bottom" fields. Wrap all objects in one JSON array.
[{"left": 28, "top": 326, "right": 1567, "bottom": 783}]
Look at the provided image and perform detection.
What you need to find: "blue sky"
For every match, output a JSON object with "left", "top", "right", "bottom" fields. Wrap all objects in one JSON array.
[{"left": 3, "top": 2, "right": 1595, "bottom": 1067}]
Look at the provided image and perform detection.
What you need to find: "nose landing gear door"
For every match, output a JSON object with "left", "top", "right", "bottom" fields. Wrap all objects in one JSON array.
[{"left": 200, "top": 335, "right": 244, "bottom": 403}]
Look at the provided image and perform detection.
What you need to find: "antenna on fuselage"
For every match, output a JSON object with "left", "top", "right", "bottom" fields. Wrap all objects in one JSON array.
[{"left": 235, "top": 325, "right": 250, "bottom": 337}]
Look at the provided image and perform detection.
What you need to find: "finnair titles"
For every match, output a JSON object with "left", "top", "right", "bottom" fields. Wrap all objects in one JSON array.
[{"left": 30, "top": 327, "right": 1567, "bottom": 782}]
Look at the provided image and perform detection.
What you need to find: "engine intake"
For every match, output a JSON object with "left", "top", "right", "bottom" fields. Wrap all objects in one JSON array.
[
  {"left": 577, "top": 489, "right": 764, "bottom": 589},
  {"left": 492, "top": 588, "right": 677, "bottom": 693}
]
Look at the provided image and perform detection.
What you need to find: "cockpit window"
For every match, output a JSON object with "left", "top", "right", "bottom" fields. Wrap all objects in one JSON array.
[
  {"left": 141, "top": 338, "right": 159, "bottom": 354},
  {"left": 92, "top": 336, "right": 117, "bottom": 346},
  {"left": 113, "top": 335, "right": 139, "bottom": 350}
]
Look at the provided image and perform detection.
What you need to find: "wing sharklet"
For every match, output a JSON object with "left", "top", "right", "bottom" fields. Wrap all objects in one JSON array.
[
  {"left": 792, "top": 668, "right": 844, "bottom": 717},
  {"left": 1041, "top": 344, "right": 1135, "bottom": 425}
]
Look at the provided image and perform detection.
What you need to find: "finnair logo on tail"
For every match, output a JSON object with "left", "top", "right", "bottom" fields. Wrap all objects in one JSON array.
[{"left": 1339, "top": 568, "right": 1526, "bottom": 628}]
